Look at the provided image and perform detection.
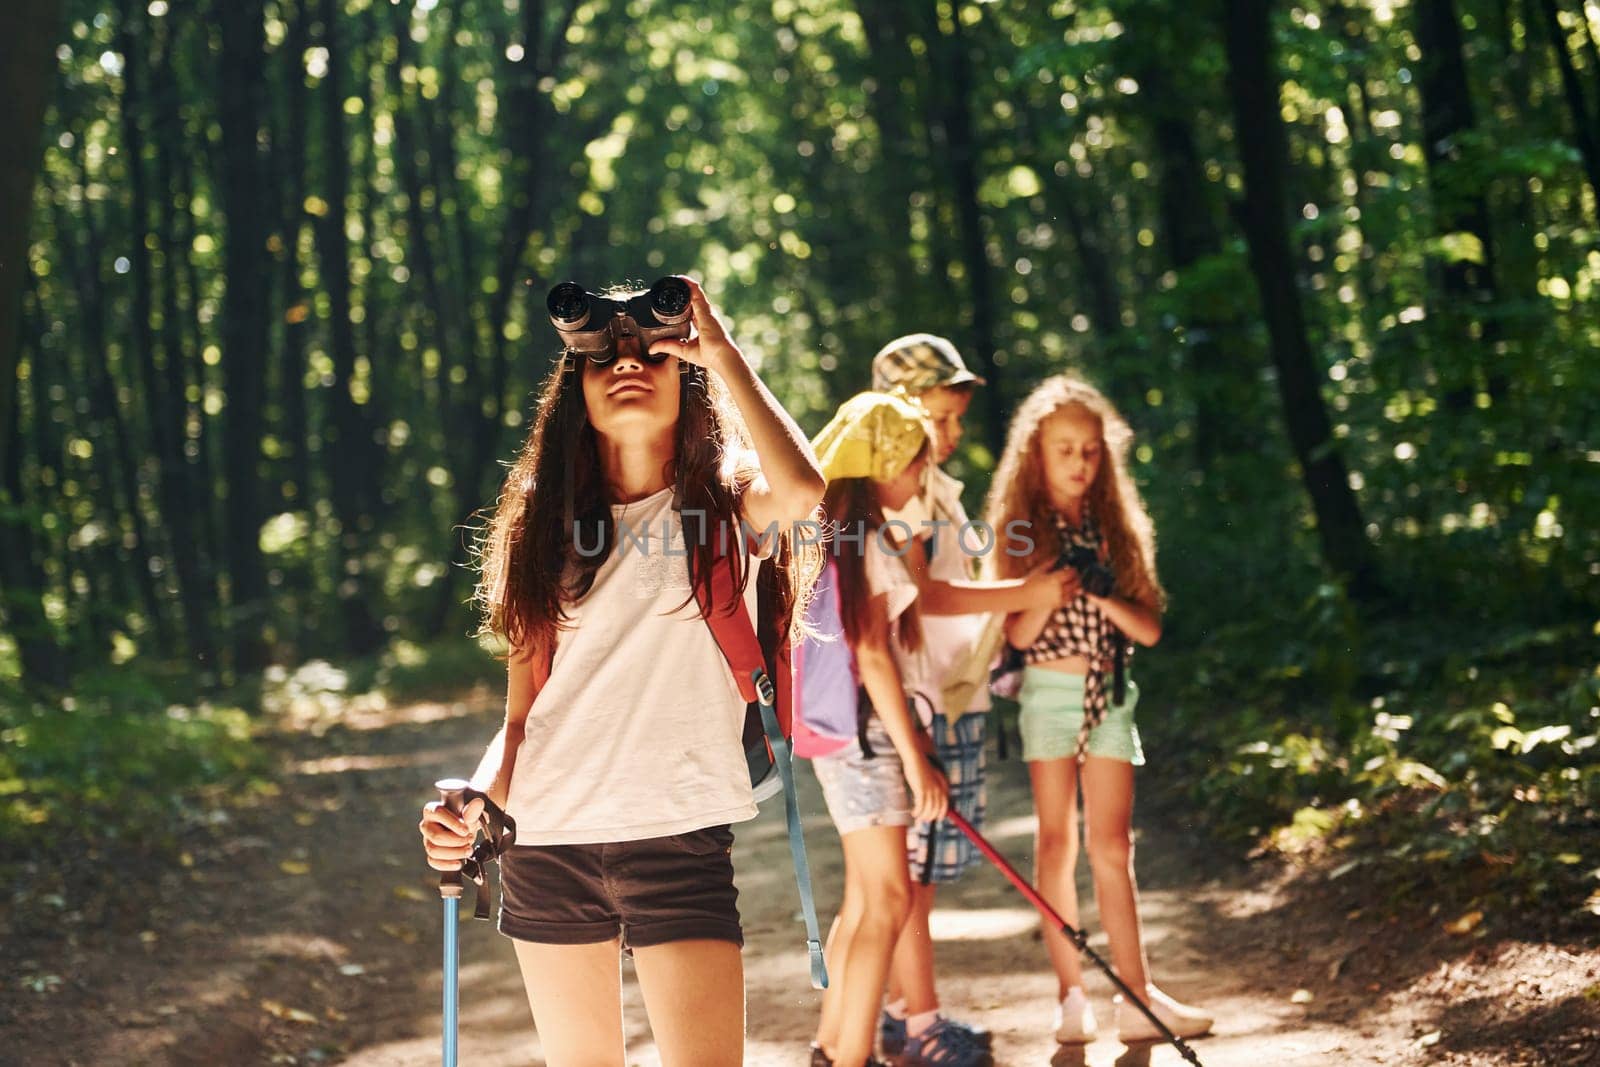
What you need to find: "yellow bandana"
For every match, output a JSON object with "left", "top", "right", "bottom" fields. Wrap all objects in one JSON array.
[{"left": 811, "top": 391, "right": 931, "bottom": 483}]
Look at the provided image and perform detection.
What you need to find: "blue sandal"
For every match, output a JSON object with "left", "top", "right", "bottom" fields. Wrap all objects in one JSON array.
[
  {"left": 901, "top": 1017, "right": 995, "bottom": 1067},
  {"left": 884, "top": 1011, "right": 992, "bottom": 1054},
  {"left": 879, "top": 1010, "right": 909, "bottom": 1054}
]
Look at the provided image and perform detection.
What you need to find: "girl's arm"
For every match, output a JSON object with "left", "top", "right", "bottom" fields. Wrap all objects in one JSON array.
[
  {"left": 1005, "top": 565, "right": 1083, "bottom": 649},
  {"left": 899, "top": 536, "right": 1072, "bottom": 616},
  {"left": 1087, "top": 593, "right": 1163, "bottom": 647},
  {"left": 466, "top": 646, "right": 548, "bottom": 807},
  {"left": 648, "top": 278, "right": 825, "bottom": 531},
  {"left": 420, "top": 642, "right": 548, "bottom": 870},
  {"left": 852, "top": 591, "right": 950, "bottom": 823}
]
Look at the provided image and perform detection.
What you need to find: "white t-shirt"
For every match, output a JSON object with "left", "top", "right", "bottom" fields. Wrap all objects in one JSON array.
[
  {"left": 504, "top": 486, "right": 760, "bottom": 845},
  {"left": 917, "top": 467, "right": 993, "bottom": 717}
]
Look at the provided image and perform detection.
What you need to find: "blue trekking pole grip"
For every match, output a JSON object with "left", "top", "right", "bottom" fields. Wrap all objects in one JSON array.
[{"left": 435, "top": 778, "right": 470, "bottom": 1067}]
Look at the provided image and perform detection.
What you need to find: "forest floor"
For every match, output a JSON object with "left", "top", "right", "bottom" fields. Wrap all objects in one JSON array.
[{"left": 4, "top": 682, "right": 1598, "bottom": 1067}]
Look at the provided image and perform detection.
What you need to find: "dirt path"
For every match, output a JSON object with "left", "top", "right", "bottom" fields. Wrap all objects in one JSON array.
[{"left": 4, "top": 688, "right": 1597, "bottom": 1066}]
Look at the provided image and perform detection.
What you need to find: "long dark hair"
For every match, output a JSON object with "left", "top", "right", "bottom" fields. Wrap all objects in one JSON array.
[
  {"left": 473, "top": 354, "right": 819, "bottom": 660},
  {"left": 822, "top": 465, "right": 926, "bottom": 656}
]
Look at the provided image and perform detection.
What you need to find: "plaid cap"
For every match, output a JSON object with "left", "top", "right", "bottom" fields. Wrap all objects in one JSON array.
[{"left": 871, "top": 333, "right": 987, "bottom": 394}]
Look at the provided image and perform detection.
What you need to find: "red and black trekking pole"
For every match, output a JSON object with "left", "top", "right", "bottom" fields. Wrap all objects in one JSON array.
[
  {"left": 940, "top": 806, "right": 1205, "bottom": 1065},
  {"left": 915, "top": 737, "right": 1204, "bottom": 1066}
]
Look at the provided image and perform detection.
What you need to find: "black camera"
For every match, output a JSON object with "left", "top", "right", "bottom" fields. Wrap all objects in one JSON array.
[
  {"left": 1057, "top": 543, "right": 1115, "bottom": 598},
  {"left": 546, "top": 277, "right": 693, "bottom": 366}
]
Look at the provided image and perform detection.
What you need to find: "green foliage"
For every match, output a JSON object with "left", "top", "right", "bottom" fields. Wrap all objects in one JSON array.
[
  {"left": 1145, "top": 621, "right": 1600, "bottom": 921},
  {"left": 11, "top": 0, "right": 1597, "bottom": 682},
  {"left": 0, "top": 674, "right": 262, "bottom": 857},
  {"left": 253, "top": 633, "right": 502, "bottom": 737}
]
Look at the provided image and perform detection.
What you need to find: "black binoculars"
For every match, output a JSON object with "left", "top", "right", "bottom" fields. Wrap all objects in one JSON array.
[
  {"left": 1058, "top": 543, "right": 1116, "bottom": 598},
  {"left": 545, "top": 277, "right": 693, "bottom": 367}
]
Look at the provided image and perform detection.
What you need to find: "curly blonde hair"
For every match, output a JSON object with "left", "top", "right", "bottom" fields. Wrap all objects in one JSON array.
[{"left": 982, "top": 374, "right": 1166, "bottom": 612}]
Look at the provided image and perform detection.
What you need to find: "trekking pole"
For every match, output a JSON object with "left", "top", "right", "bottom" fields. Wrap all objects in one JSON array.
[
  {"left": 940, "top": 808, "right": 1205, "bottom": 1066},
  {"left": 435, "top": 778, "right": 469, "bottom": 1067},
  {"left": 430, "top": 778, "right": 517, "bottom": 1067}
]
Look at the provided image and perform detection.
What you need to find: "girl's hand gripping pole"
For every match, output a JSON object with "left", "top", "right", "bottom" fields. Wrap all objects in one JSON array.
[{"left": 435, "top": 778, "right": 469, "bottom": 1067}]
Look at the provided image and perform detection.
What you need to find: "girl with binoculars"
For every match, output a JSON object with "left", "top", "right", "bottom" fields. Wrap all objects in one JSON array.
[{"left": 420, "top": 276, "right": 824, "bottom": 1066}]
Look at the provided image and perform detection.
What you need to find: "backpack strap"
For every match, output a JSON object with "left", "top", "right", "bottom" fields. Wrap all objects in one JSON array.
[
  {"left": 697, "top": 542, "right": 828, "bottom": 990},
  {"left": 754, "top": 679, "right": 828, "bottom": 988},
  {"left": 698, "top": 539, "right": 771, "bottom": 703}
]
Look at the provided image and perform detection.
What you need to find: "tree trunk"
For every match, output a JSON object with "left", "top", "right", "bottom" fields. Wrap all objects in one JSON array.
[
  {"left": 1535, "top": 0, "right": 1600, "bottom": 214},
  {"left": 1128, "top": 40, "right": 1257, "bottom": 462},
  {"left": 174, "top": 132, "right": 226, "bottom": 577},
  {"left": 855, "top": 0, "right": 922, "bottom": 256},
  {"left": 917, "top": 0, "right": 1006, "bottom": 451},
  {"left": 216, "top": 0, "right": 274, "bottom": 673},
  {"left": 385, "top": 0, "right": 457, "bottom": 375},
  {"left": 0, "top": 0, "right": 62, "bottom": 484},
  {"left": 474, "top": 0, "right": 584, "bottom": 501},
  {"left": 1325, "top": 1, "right": 1389, "bottom": 343},
  {"left": 120, "top": 0, "right": 219, "bottom": 669},
  {"left": 1413, "top": 0, "right": 1505, "bottom": 406},
  {"left": 1492, "top": 0, "right": 1548, "bottom": 304},
  {"left": 1014, "top": 103, "right": 1137, "bottom": 407},
  {"left": 1221, "top": 0, "right": 1383, "bottom": 603},
  {"left": 48, "top": 160, "right": 171, "bottom": 650},
  {"left": 2, "top": 337, "right": 68, "bottom": 689},
  {"left": 151, "top": 13, "right": 223, "bottom": 672},
  {"left": 277, "top": 0, "right": 314, "bottom": 508},
  {"left": 359, "top": 5, "right": 393, "bottom": 440},
  {"left": 425, "top": 0, "right": 586, "bottom": 638},
  {"left": 1055, "top": 169, "right": 1127, "bottom": 356},
  {"left": 315, "top": 0, "right": 385, "bottom": 654}
]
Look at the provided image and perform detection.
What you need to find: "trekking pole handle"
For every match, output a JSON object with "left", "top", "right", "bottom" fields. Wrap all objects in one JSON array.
[{"left": 435, "top": 777, "right": 471, "bottom": 900}]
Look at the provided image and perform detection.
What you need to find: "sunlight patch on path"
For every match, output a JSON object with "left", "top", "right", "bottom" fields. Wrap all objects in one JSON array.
[
  {"left": 291, "top": 750, "right": 449, "bottom": 776},
  {"left": 928, "top": 905, "right": 1040, "bottom": 941}
]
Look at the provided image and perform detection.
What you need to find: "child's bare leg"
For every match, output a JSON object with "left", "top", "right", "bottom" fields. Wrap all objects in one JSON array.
[
  {"left": 1028, "top": 756, "right": 1085, "bottom": 996},
  {"left": 815, "top": 873, "right": 861, "bottom": 1051},
  {"left": 1081, "top": 755, "right": 1150, "bottom": 993},
  {"left": 830, "top": 826, "right": 914, "bottom": 1067},
  {"left": 886, "top": 881, "right": 940, "bottom": 1014},
  {"left": 633, "top": 938, "right": 745, "bottom": 1067},
  {"left": 511, "top": 939, "right": 625, "bottom": 1067}
]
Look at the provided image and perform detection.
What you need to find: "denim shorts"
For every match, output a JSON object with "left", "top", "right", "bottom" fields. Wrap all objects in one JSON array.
[
  {"left": 497, "top": 826, "right": 742, "bottom": 948},
  {"left": 810, "top": 716, "right": 913, "bottom": 836},
  {"left": 1017, "top": 669, "right": 1144, "bottom": 765},
  {"left": 906, "top": 712, "right": 987, "bottom": 883}
]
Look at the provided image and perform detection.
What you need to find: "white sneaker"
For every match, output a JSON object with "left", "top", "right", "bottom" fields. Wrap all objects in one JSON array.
[
  {"left": 1115, "top": 985, "right": 1213, "bottom": 1041},
  {"left": 1052, "top": 986, "right": 1098, "bottom": 1044}
]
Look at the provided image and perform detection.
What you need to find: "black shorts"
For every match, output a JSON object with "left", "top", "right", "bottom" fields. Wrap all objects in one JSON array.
[{"left": 497, "top": 825, "right": 742, "bottom": 949}]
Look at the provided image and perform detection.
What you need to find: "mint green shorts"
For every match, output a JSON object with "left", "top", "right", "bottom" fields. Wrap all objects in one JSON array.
[{"left": 1017, "top": 669, "right": 1144, "bottom": 765}]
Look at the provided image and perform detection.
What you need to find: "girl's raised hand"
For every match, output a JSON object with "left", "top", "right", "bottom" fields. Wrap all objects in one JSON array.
[
  {"left": 905, "top": 760, "right": 950, "bottom": 823},
  {"left": 646, "top": 276, "right": 742, "bottom": 375},
  {"left": 418, "top": 795, "right": 485, "bottom": 872}
]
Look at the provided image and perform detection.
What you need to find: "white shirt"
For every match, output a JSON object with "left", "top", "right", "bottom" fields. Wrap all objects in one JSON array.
[
  {"left": 504, "top": 486, "right": 760, "bottom": 845},
  {"left": 918, "top": 467, "right": 993, "bottom": 717}
]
